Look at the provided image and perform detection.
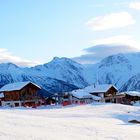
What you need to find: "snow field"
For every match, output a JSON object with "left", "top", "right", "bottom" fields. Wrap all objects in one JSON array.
[{"left": 0, "top": 104, "right": 140, "bottom": 140}]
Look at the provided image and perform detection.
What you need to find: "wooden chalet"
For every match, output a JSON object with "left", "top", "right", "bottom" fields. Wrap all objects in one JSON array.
[
  {"left": 0, "top": 81, "right": 42, "bottom": 107},
  {"left": 71, "top": 89, "right": 101, "bottom": 104},
  {"left": 70, "top": 84, "right": 123, "bottom": 104},
  {"left": 60, "top": 84, "right": 128, "bottom": 105},
  {"left": 117, "top": 91, "right": 140, "bottom": 105},
  {"left": 88, "top": 84, "right": 123, "bottom": 103}
]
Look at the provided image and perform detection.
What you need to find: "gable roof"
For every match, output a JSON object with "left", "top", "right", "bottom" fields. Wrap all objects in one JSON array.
[
  {"left": 85, "top": 84, "right": 118, "bottom": 94},
  {"left": 0, "top": 81, "right": 41, "bottom": 92}
]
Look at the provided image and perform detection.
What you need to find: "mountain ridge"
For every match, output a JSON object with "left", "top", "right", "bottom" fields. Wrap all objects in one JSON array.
[{"left": 0, "top": 52, "right": 139, "bottom": 93}]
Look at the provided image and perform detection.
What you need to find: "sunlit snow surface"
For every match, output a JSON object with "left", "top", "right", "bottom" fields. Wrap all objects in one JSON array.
[{"left": 0, "top": 104, "right": 140, "bottom": 140}]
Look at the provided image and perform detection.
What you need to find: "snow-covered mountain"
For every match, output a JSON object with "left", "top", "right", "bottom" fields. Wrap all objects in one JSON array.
[
  {"left": 0, "top": 52, "right": 139, "bottom": 93},
  {"left": 120, "top": 73, "right": 140, "bottom": 91},
  {"left": 85, "top": 52, "right": 140, "bottom": 91},
  {"left": 0, "top": 58, "right": 88, "bottom": 93},
  {"left": 31, "top": 57, "right": 88, "bottom": 88}
]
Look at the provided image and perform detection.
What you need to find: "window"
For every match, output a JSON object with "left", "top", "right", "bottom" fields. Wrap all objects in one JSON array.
[{"left": 15, "top": 103, "right": 19, "bottom": 107}]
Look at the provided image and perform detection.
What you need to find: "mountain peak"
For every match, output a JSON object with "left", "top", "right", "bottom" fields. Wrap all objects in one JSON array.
[
  {"left": 52, "top": 57, "right": 73, "bottom": 62},
  {"left": 99, "top": 53, "right": 130, "bottom": 67},
  {"left": 53, "top": 57, "right": 60, "bottom": 61},
  {"left": 0, "top": 62, "right": 19, "bottom": 70},
  {"left": 46, "top": 57, "right": 83, "bottom": 68}
]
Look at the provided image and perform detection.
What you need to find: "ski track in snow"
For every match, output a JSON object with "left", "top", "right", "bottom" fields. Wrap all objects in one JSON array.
[{"left": 0, "top": 104, "right": 140, "bottom": 140}]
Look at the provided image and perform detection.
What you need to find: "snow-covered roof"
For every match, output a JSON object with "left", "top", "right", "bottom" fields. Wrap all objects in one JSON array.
[
  {"left": 71, "top": 89, "right": 101, "bottom": 100},
  {"left": 84, "top": 84, "right": 118, "bottom": 94},
  {"left": 91, "top": 95, "right": 102, "bottom": 101},
  {"left": 0, "top": 81, "right": 41, "bottom": 92},
  {"left": 72, "top": 89, "right": 93, "bottom": 99},
  {"left": 120, "top": 91, "right": 140, "bottom": 97},
  {"left": 0, "top": 93, "right": 4, "bottom": 98},
  {"left": 71, "top": 84, "right": 117, "bottom": 100}
]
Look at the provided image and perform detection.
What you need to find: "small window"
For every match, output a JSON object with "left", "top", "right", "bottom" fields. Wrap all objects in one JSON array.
[{"left": 15, "top": 103, "right": 19, "bottom": 107}]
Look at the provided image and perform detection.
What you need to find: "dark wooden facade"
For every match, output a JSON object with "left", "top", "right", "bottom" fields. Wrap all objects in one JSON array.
[
  {"left": 1, "top": 83, "right": 41, "bottom": 107},
  {"left": 104, "top": 86, "right": 117, "bottom": 97},
  {"left": 119, "top": 94, "right": 140, "bottom": 105},
  {"left": 90, "top": 86, "right": 119, "bottom": 103},
  {"left": 3, "top": 83, "right": 39, "bottom": 101}
]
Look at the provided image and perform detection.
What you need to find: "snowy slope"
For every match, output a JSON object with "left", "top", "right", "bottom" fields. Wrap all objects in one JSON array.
[
  {"left": 0, "top": 104, "right": 140, "bottom": 140},
  {"left": 120, "top": 73, "right": 140, "bottom": 91},
  {"left": 31, "top": 57, "right": 88, "bottom": 88},
  {"left": 0, "top": 58, "right": 87, "bottom": 93},
  {"left": 85, "top": 52, "right": 140, "bottom": 91}
]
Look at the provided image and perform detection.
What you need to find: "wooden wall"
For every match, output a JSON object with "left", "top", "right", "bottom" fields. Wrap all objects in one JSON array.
[
  {"left": 104, "top": 86, "right": 117, "bottom": 97},
  {"left": 3, "top": 83, "right": 40, "bottom": 101}
]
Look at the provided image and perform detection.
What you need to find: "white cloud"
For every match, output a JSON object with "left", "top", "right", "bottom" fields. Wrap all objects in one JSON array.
[
  {"left": 86, "top": 12, "right": 135, "bottom": 31},
  {"left": 129, "top": 1, "right": 140, "bottom": 10},
  {"left": 89, "top": 35, "right": 140, "bottom": 50},
  {"left": 73, "top": 35, "right": 140, "bottom": 64},
  {"left": 0, "top": 48, "right": 40, "bottom": 67},
  {"left": 73, "top": 44, "right": 140, "bottom": 64}
]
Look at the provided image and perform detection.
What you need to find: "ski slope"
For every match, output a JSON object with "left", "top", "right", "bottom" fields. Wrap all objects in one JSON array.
[{"left": 0, "top": 104, "right": 140, "bottom": 140}]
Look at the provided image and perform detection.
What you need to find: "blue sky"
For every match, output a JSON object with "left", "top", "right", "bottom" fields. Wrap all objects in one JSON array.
[{"left": 0, "top": 0, "right": 140, "bottom": 66}]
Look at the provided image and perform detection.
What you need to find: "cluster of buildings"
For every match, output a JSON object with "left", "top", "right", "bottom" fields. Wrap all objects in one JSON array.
[
  {"left": 63, "top": 85, "right": 140, "bottom": 105},
  {"left": 0, "top": 81, "right": 140, "bottom": 107}
]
